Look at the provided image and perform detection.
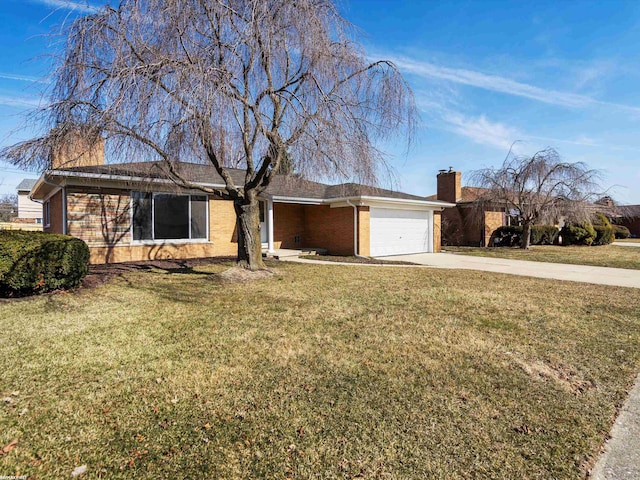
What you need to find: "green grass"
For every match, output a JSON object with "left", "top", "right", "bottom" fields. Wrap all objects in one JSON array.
[
  {"left": 445, "top": 244, "right": 640, "bottom": 270},
  {"left": 2, "top": 261, "right": 640, "bottom": 478}
]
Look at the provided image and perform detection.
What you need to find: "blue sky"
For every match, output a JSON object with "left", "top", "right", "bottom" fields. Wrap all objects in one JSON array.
[{"left": 1, "top": 0, "right": 640, "bottom": 204}]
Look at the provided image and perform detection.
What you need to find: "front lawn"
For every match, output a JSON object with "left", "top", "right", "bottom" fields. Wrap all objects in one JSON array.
[
  {"left": 1, "top": 261, "right": 640, "bottom": 478},
  {"left": 445, "top": 244, "right": 640, "bottom": 270}
]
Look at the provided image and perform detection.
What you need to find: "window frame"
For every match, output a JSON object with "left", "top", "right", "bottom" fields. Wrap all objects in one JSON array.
[
  {"left": 130, "top": 192, "right": 210, "bottom": 244},
  {"left": 43, "top": 200, "right": 51, "bottom": 228}
]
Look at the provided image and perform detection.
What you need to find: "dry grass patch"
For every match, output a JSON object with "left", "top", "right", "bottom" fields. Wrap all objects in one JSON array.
[
  {"left": 1, "top": 261, "right": 639, "bottom": 479},
  {"left": 446, "top": 244, "right": 640, "bottom": 269}
]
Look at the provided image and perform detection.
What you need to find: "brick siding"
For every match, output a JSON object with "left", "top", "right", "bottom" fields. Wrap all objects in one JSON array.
[
  {"left": 66, "top": 190, "right": 131, "bottom": 247},
  {"left": 44, "top": 190, "right": 64, "bottom": 234},
  {"left": 357, "top": 206, "right": 370, "bottom": 256},
  {"left": 433, "top": 211, "right": 442, "bottom": 252}
]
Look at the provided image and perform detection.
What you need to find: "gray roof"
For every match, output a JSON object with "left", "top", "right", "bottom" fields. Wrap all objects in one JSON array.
[
  {"left": 54, "top": 162, "right": 431, "bottom": 202},
  {"left": 16, "top": 178, "right": 37, "bottom": 192},
  {"left": 619, "top": 205, "right": 640, "bottom": 217}
]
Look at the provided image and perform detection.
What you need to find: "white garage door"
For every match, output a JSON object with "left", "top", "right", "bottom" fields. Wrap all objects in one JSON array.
[{"left": 370, "top": 207, "right": 432, "bottom": 256}]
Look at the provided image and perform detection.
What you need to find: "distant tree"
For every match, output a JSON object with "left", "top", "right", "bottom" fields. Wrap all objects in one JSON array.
[
  {"left": 471, "top": 147, "right": 601, "bottom": 249},
  {"left": 0, "top": 194, "right": 18, "bottom": 222},
  {"left": 1, "top": 0, "right": 416, "bottom": 270}
]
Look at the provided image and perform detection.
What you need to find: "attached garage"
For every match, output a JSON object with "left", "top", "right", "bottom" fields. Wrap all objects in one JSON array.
[{"left": 369, "top": 207, "right": 433, "bottom": 256}]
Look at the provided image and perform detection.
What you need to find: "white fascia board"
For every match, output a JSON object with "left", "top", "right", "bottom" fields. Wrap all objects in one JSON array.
[
  {"left": 328, "top": 196, "right": 456, "bottom": 210},
  {"left": 270, "top": 194, "right": 455, "bottom": 209},
  {"left": 269, "top": 195, "right": 324, "bottom": 205}
]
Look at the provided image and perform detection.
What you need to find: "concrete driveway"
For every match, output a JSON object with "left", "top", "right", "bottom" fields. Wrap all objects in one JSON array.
[
  {"left": 613, "top": 241, "right": 640, "bottom": 248},
  {"left": 377, "top": 252, "right": 640, "bottom": 289}
]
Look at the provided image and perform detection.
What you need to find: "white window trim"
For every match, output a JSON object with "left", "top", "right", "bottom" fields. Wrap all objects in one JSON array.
[{"left": 129, "top": 192, "right": 210, "bottom": 245}]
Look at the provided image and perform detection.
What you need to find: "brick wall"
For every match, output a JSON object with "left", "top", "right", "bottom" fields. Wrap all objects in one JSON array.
[
  {"left": 483, "top": 211, "right": 505, "bottom": 247},
  {"left": 619, "top": 217, "right": 640, "bottom": 237},
  {"left": 51, "top": 132, "right": 104, "bottom": 169},
  {"left": 357, "top": 206, "right": 370, "bottom": 256},
  {"left": 441, "top": 207, "right": 464, "bottom": 246},
  {"left": 209, "top": 198, "right": 238, "bottom": 256},
  {"left": 304, "top": 205, "right": 354, "bottom": 255},
  {"left": 66, "top": 191, "right": 131, "bottom": 247},
  {"left": 433, "top": 211, "right": 442, "bottom": 252},
  {"left": 44, "top": 190, "right": 64, "bottom": 234},
  {"left": 89, "top": 243, "right": 222, "bottom": 264},
  {"left": 437, "top": 171, "right": 461, "bottom": 203},
  {"left": 273, "top": 203, "right": 305, "bottom": 249}
]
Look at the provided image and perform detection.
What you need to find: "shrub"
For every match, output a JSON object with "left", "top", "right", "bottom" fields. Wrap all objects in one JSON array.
[
  {"left": 0, "top": 230, "right": 89, "bottom": 296},
  {"left": 560, "top": 223, "right": 597, "bottom": 246},
  {"left": 490, "top": 226, "right": 522, "bottom": 247},
  {"left": 613, "top": 225, "right": 631, "bottom": 239},
  {"left": 531, "top": 225, "right": 559, "bottom": 245},
  {"left": 490, "top": 225, "right": 559, "bottom": 247},
  {"left": 592, "top": 212, "right": 614, "bottom": 246},
  {"left": 593, "top": 226, "right": 615, "bottom": 246}
]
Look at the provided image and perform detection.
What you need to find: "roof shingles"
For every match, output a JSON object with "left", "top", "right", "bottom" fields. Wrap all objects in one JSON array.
[{"left": 54, "top": 162, "right": 430, "bottom": 202}]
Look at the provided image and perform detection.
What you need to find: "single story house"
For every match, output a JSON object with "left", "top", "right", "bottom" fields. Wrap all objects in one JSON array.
[
  {"left": 28, "top": 148, "right": 453, "bottom": 264},
  {"left": 427, "top": 169, "right": 507, "bottom": 247},
  {"left": 615, "top": 204, "right": 640, "bottom": 237}
]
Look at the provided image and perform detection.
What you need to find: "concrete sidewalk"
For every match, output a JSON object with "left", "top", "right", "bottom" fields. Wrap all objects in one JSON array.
[
  {"left": 613, "top": 241, "right": 640, "bottom": 248},
  {"left": 590, "top": 374, "right": 640, "bottom": 479},
  {"left": 377, "top": 252, "right": 640, "bottom": 289}
]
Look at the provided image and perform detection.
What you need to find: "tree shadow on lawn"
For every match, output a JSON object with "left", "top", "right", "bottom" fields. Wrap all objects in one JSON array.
[{"left": 82, "top": 256, "right": 237, "bottom": 289}]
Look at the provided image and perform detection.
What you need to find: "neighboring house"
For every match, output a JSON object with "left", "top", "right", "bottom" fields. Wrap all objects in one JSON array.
[
  {"left": 17, "top": 178, "right": 43, "bottom": 225},
  {"left": 615, "top": 205, "right": 640, "bottom": 237},
  {"left": 428, "top": 169, "right": 506, "bottom": 247},
  {"left": 28, "top": 144, "right": 454, "bottom": 264}
]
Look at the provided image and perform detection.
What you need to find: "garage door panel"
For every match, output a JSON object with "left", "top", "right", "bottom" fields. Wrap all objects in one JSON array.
[{"left": 370, "top": 207, "right": 431, "bottom": 256}]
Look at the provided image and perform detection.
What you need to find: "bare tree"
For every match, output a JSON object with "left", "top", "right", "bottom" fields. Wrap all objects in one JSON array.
[
  {"left": 0, "top": 194, "right": 18, "bottom": 222},
  {"left": 1, "top": 0, "right": 416, "bottom": 270},
  {"left": 471, "top": 147, "right": 601, "bottom": 249}
]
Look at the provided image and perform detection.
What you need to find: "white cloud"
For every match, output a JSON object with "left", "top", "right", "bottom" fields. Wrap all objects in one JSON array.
[
  {"left": 437, "top": 110, "right": 522, "bottom": 152},
  {"left": 0, "top": 95, "right": 43, "bottom": 108},
  {"left": 29, "top": 0, "right": 99, "bottom": 13},
  {"left": 0, "top": 73, "right": 47, "bottom": 84},
  {"left": 391, "top": 56, "right": 640, "bottom": 115}
]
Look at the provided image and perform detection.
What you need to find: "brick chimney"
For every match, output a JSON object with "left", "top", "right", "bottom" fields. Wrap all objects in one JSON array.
[
  {"left": 50, "top": 127, "right": 105, "bottom": 169},
  {"left": 437, "top": 168, "right": 461, "bottom": 203}
]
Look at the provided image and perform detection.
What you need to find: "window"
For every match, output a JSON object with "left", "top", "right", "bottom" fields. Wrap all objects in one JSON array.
[
  {"left": 43, "top": 201, "right": 50, "bottom": 227},
  {"left": 132, "top": 192, "right": 208, "bottom": 242}
]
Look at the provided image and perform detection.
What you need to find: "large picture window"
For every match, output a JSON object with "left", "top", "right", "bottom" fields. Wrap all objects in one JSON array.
[{"left": 132, "top": 192, "right": 208, "bottom": 241}]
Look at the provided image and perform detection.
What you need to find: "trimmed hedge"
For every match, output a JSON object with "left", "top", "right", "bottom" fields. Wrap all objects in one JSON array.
[
  {"left": 490, "top": 226, "right": 522, "bottom": 247},
  {"left": 613, "top": 225, "right": 631, "bottom": 239},
  {"left": 490, "top": 225, "right": 559, "bottom": 247},
  {"left": 0, "top": 230, "right": 89, "bottom": 296},
  {"left": 592, "top": 212, "right": 615, "bottom": 246},
  {"left": 531, "top": 225, "right": 560, "bottom": 245},
  {"left": 560, "top": 222, "right": 597, "bottom": 246}
]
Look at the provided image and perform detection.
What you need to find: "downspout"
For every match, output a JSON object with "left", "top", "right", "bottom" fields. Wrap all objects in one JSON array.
[{"left": 346, "top": 199, "right": 368, "bottom": 258}]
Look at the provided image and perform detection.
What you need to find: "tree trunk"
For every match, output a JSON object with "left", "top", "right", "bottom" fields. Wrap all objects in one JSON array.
[
  {"left": 521, "top": 222, "right": 532, "bottom": 249},
  {"left": 234, "top": 194, "right": 266, "bottom": 270}
]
